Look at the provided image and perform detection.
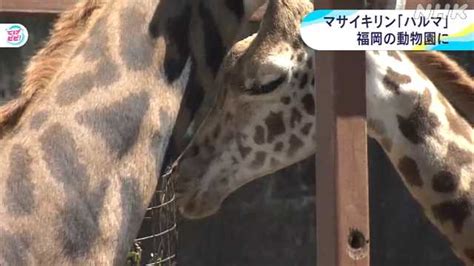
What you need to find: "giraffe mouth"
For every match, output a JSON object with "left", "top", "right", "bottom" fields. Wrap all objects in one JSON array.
[
  {"left": 176, "top": 191, "right": 223, "bottom": 220},
  {"left": 173, "top": 169, "right": 225, "bottom": 220},
  {"left": 171, "top": 167, "right": 215, "bottom": 219}
]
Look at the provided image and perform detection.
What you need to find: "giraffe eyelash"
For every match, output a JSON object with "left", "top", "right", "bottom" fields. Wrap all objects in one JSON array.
[{"left": 245, "top": 74, "right": 288, "bottom": 95}]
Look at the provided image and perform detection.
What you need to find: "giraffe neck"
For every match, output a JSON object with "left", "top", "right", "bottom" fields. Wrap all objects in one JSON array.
[
  {"left": 0, "top": 0, "right": 191, "bottom": 264},
  {"left": 367, "top": 50, "right": 474, "bottom": 264}
]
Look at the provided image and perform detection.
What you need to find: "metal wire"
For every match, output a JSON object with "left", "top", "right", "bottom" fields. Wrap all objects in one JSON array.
[{"left": 129, "top": 170, "right": 177, "bottom": 266}]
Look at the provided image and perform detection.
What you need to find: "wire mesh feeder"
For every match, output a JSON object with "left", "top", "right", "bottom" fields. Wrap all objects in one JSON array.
[{"left": 128, "top": 170, "right": 178, "bottom": 266}]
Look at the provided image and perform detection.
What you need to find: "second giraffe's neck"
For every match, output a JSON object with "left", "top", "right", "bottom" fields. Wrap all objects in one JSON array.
[{"left": 367, "top": 51, "right": 474, "bottom": 264}]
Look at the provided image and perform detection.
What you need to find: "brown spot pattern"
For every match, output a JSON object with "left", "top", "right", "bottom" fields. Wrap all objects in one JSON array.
[
  {"left": 432, "top": 171, "right": 458, "bottom": 193},
  {"left": 383, "top": 67, "right": 411, "bottom": 94},
  {"left": 0, "top": 230, "right": 30, "bottom": 265},
  {"left": 39, "top": 124, "right": 109, "bottom": 258},
  {"left": 231, "top": 156, "right": 238, "bottom": 165},
  {"left": 251, "top": 151, "right": 267, "bottom": 169},
  {"left": 368, "top": 118, "right": 386, "bottom": 137},
  {"left": 447, "top": 142, "right": 472, "bottom": 166},
  {"left": 75, "top": 91, "right": 150, "bottom": 158},
  {"left": 301, "top": 123, "right": 312, "bottom": 136},
  {"left": 288, "top": 135, "right": 304, "bottom": 157},
  {"left": 80, "top": 16, "right": 108, "bottom": 61},
  {"left": 30, "top": 111, "right": 49, "bottom": 130},
  {"left": 290, "top": 108, "right": 302, "bottom": 128},
  {"left": 55, "top": 73, "right": 94, "bottom": 106},
  {"left": 306, "top": 58, "right": 313, "bottom": 69},
  {"left": 302, "top": 94, "right": 315, "bottom": 115},
  {"left": 5, "top": 145, "right": 35, "bottom": 215},
  {"left": 274, "top": 142, "right": 284, "bottom": 152},
  {"left": 119, "top": 7, "right": 153, "bottom": 71},
  {"left": 114, "top": 178, "right": 143, "bottom": 265},
  {"left": 270, "top": 158, "right": 280, "bottom": 167},
  {"left": 431, "top": 196, "right": 472, "bottom": 233},
  {"left": 397, "top": 89, "right": 440, "bottom": 144},
  {"left": 281, "top": 96, "right": 291, "bottom": 105},
  {"left": 297, "top": 53, "right": 304, "bottom": 62},
  {"left": 397, "top": 156, "right": 423, "bottom": 187},
  {"left": 299, "top": 73, "right": 308, "bottom": 89},
  {"left": 237, "top": 142, "right": 251, "bottom": 159},
  {"left": 432, "top": 142, "right": 473, "bottom": 193},
  {"left": 253, "top": 126, "right": 265, "bottom": 145},
  {"left": 387, "top": 51, "right": 402, "bottom": 61},
  {"left": 265, "top": 111, "right": 285, "bottom": 143},
  {"left": 56, "top": 62, "right": 119, "bottom": 106}
]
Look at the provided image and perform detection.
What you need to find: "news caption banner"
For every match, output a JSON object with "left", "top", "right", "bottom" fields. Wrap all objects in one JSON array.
[
  {"left": 0, "top": 24, "right": 29, "bottom": 48},
  {"left": 300, "top": 9, "right": 473, "bottom": 51},
  {"left": 2, "top": 10, "right": 472, "bottom": 50}
]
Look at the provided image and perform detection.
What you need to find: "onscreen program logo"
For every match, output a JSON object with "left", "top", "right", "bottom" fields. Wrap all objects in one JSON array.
[{"left": 1, "top": 24, "right": 29, "bottom": 48}]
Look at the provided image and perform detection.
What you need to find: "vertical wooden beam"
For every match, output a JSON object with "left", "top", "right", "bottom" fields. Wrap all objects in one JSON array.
[{"left": 314, "top": 0, "right": 369, "bottom": 265}]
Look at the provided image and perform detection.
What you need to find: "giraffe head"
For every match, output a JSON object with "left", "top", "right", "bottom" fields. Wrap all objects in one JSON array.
[{"left": 174, "top": 0, "right": 314, "bottom": 219}]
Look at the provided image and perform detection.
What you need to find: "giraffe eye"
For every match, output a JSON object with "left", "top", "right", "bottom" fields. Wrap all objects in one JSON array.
[{"left": 245, "top": 74, "right": 287, "bottom": 95}]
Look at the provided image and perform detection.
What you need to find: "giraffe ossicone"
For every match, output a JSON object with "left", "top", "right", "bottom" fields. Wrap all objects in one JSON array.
[{"left": 173, "top": 0, "right": 474, "bottom": 264}]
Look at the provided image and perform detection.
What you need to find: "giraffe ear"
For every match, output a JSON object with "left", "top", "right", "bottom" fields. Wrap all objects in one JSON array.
[{"left": 248, "top": 1, "right": 268, "bottom": 22}]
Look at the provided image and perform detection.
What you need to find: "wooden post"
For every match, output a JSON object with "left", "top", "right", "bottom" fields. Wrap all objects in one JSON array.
[
  {"left": 0, "top": 0, "right": 76, "bottom": 13},
  {"left": 314, "top": 0, "right": 369, "bottom": 265}
]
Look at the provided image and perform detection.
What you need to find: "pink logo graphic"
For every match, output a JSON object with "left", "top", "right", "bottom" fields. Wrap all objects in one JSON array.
[{"left": 6, "top": 25, "right": 25, "bottom": 46}]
